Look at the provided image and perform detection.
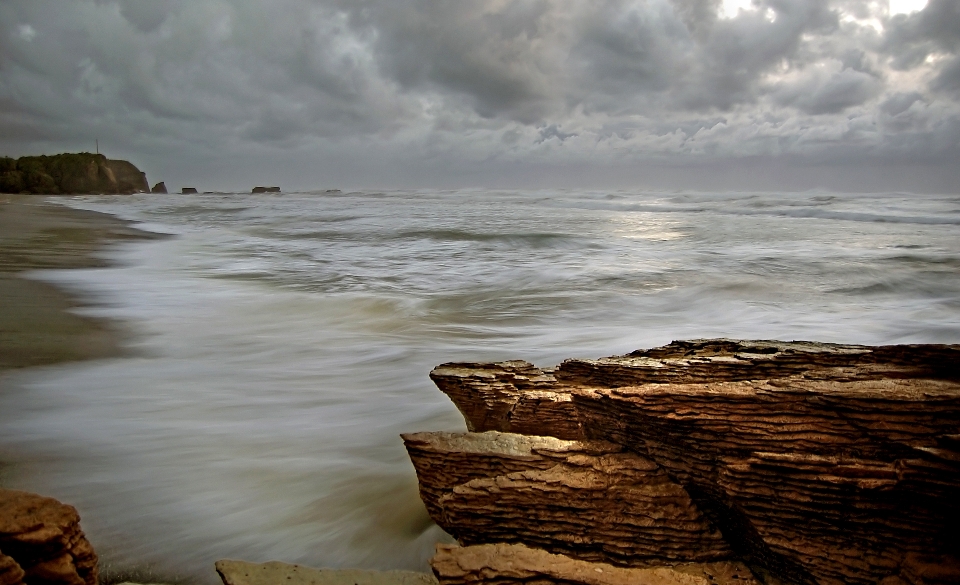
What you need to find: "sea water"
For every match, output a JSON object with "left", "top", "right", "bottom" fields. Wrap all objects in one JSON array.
[{"left": 1, "top": 189, "right": 958, "bottom": 582}]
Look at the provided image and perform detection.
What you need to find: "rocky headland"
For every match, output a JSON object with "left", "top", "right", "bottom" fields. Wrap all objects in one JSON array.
[
  {"left": 404, "top": 339, "right": 960, "bottom": 585},
  {"left": 0, "top": 154, "right": 148, "bottom": 195}
]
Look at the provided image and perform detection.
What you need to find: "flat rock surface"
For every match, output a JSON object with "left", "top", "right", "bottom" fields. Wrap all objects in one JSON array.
[
  {"left": 430, "top": 543, "right": 759, "bottom": 585},
  {"left": 215, "top": 560, "right": 437, "bottom": 585}
]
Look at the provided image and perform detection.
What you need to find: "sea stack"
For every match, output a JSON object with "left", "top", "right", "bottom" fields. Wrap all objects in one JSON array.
[
  {"left": 151, "top": 181, "right": 167, "bottom": 194},
  {"left": 406, "top": 339, "right": 960, "bottom": 585},
  {"left": 251, "top": 186, "right": 280, "bottom": 193},
  {"left": 181, "top": 187, "right": 198, "bottom": 194}
]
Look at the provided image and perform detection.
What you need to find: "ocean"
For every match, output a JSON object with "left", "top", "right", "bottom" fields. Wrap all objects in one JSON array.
[{"left": 1, "top": 189, "right": 959, "bottom": 583}]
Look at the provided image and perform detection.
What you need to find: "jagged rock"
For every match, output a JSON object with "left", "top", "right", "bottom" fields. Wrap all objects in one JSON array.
[
  {"left": 404, "top": 431, "right": 731, "bottom": 567},
  {"left": 0, "top": 489, "right": 98, "bottom": 585},
  {"left": 423, "top": 340, "right": 960, "bottom": 585},
  {"left": 215, "top": 560, "right": 437, "bottom": 585},
  {"left": 430, "top": 543, "right": 759, "bottom": 585},
  {"left": 150, "top": 182, "right": 167, "bottom": 194},
  {"left": 429, "top": 362, "right": 581, "bottom": 440},
  {"left": 251, "top": 187, "right": 280, "bottom": 193},
  {"left": 0, "top": 551, "right": 25, "bottom": 585},
  {"left": 181, "top": 188, "right": 198, "bottom": 194}
]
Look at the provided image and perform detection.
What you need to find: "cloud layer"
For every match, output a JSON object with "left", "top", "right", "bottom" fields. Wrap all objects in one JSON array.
[{"left": 1, "top": 0, "right": 958, "bottom": 191}]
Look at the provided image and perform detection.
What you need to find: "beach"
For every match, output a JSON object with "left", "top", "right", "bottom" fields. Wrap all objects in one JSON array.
[
  {"left": 0, "top": 195, "right": 158, "bottom": 374},
  {"left": 0, "top": 190, "right": 957, "bottom": 584}
]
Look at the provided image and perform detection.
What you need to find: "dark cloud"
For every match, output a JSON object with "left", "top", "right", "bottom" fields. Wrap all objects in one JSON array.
[{"left": 0, "top": 0, "right": 957, "bottom": 191}]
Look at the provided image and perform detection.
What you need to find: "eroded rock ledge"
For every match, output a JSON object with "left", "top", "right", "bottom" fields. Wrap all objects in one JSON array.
[
  {"left": 0, "top": 489, "right": 98, "bottom": 585},
  {"left": 409, "top": 340, "right": 960, "bottom": 585}
]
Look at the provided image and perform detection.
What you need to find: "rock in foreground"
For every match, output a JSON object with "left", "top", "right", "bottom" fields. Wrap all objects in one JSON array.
[
  {"left": 411, "top": 340, "right": 960, "bottom": 585},
  {"left": 215, "top": 560, "right": 436, "bottom": 585},
  {"left": 0, "top": 489, "right": 98, "bottom": 585}
]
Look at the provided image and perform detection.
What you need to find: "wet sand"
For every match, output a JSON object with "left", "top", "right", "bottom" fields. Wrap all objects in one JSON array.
[{"left": 0, "top": 195, "right": 159, "bottom": 373}]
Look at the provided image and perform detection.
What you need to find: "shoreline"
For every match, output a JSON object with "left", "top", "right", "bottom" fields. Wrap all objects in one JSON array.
[{"left": 0, "top": 194, "right": 160, "bottom": 374}]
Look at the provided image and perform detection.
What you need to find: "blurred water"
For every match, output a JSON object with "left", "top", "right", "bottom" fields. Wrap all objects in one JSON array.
[{"left": 1, "top": 189, "right": 958, "bottom": 583}]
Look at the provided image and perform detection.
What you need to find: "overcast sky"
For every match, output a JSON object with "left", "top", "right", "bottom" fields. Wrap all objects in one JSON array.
[{"left": 1, "top": 0, "right": 958, "bottom": 192}]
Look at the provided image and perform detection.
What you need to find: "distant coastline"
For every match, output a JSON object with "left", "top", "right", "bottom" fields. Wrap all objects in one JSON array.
[{"left": 0, "top": 153, "right": 149, "bottom": 195}]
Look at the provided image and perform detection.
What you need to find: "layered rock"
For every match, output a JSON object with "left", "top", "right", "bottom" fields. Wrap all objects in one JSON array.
[
  {"left": 215, "top": 560, "right": 437, "bottom": 585},
  {"left": 0, "top": 489, "right": 98, "bottom": 585},
  {"left": 403, "top": 431, "right": 731, "bottom": 567},
  {"left": 414, "top": 340, "right": 960, "bottom": 585},
  {"left": 0, "top": 551, "right": 25, "bottom": 585},
  {"left": 0, "top": 154, "right": 148, "bottom": 194},
  {"left": 430, "top": 543, "right": 759, "bottom": 585}
]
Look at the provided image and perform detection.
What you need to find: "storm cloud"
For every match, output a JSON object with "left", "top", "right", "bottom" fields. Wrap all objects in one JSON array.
[{"left": 1, "top": 0, "right": 957, "bottom": 191}]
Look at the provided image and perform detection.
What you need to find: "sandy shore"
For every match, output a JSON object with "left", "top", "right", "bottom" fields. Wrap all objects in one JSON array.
[{"left": 0, "top": 194, "right": 159, "bottom": 373}]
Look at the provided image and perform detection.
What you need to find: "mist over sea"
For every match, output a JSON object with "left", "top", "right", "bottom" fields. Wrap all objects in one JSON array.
[{"left": 1, "top": 189, "right": 959, "bottom": 583}]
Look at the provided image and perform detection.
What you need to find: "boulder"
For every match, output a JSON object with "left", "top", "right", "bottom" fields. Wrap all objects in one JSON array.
[
  {"left": 215, "top": 560, "right": 436, "bottom": 585},
  {"left": 150, "top": 182, "right": 167, "bottom": 194},
  {"left": 430, "top": 543, "right": 759, "bottom": 585},
  {"left": 413, "top": 340, "right": 960, "bottom": 585},
  {"left": 0, "top": 489, "right": 98, "bottom": 585}
]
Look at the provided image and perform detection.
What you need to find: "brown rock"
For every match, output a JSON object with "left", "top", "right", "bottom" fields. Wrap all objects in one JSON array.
[
  {"left": 429, "top": 362, "right": 581, "bottom": 439},
  {"left": 150, "top": 182, "right": 167, "bottom": 194},
  {"left": 404, "top": 431, "right": 730, "bottom": 567},
  {"left": 423, "top": 340, "right": 960, "bottom": 585},
  {"left": 430, "top": 543, "right": 759, "bottom": 585},
  {"left": 0, "top": 489, "right": 98, "bottom": 585},
  {"left": 0, "top": 551, "right": 25, "bottom": 585},
  {"left": 215, "top": 559, "right": 436, "bottom": 585}
]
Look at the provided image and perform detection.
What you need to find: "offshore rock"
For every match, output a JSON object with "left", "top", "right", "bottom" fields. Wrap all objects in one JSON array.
[
  {"left": 0, "top": 489, "right": 98, "bottom": 585},
  {"left": 420, "top": 340, "right": 960, "bottom": 585},
  {"left": 251, "top": 186, "right": 280, "bottom": 193},
  {"left": 215, "top": 560, "right": 437, "bottom": 585},
  {"left": 150, "top": 182, "right": 167, "bottom": 194},
  {"left": 430, "top": 543, "right": 759, "bottom": 585},
  {"left": 403, "top": 431, "right": 731, "bottom": 567}
]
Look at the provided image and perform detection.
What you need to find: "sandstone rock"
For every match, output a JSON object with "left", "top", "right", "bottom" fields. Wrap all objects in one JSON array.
[
  {"left": 215, "top": 559, "right": 437, "bottom": 585},
  {"left": 430, "top": 543, "right": 759, "bottom": 585},
  {"left": 404, "top": 431, "right": 730, "bottom": 567},
  {"left": 181, "top": 188, "right": 198, "bottom": 194},
  {"left": 0, "top": 489, "right": 98, "bottom": 585},
  {"left": 0, "top": 551, "right": 25, "bottom": 585},
  {"left": 429, "top": 362, "right": 581, "bottom": 439},
  {"left": 251, "top": 187, "right": 280, "bottom": 193},
  {"left": 422, "top": 340, "right": 960, "bottom": 585},
  {"left": 150, "top": 182, "right": 167, "bottom": 194}
]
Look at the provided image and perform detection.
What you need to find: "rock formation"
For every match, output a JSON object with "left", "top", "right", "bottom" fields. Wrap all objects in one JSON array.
[
  {"left": 0, "top": 489, "right": 98, "bottom": 585},
  {"left": 181, "top": 187, "right": 198, "bottom": 194},
  {"left": 251, "top": 187, "right": 280, "bottom": 193},
  {"left": 431, "top": 543, "right": 759, "bottom": 585},
  {"left": 0, "top": 154, "right": 148, "bottom": 195},
  {"left": 408, "top": 340, "right": 960, "bottom": 585},
  {"left": 215, "top": 560, "right": 437, "bottom": 585},
  {"left": 151, "top": 182, "right": 167, "bottom": 194}
]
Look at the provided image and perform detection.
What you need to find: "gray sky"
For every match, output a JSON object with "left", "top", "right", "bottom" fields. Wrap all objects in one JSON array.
[{"left": 1, "top": 0, "right": 958, "bottom": 192}]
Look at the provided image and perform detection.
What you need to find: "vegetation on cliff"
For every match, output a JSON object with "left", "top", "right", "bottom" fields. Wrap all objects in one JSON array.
[{"left": 0, "top": 153, "right": 148, "bottom": 195}]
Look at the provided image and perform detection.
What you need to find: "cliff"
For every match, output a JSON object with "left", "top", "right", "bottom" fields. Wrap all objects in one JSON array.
[
  {"left": 406, "top": 339, "right": 960, "bottom": 585},
  {"left": 0, "top": 153, "right": 148, "bottom": 195}
]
